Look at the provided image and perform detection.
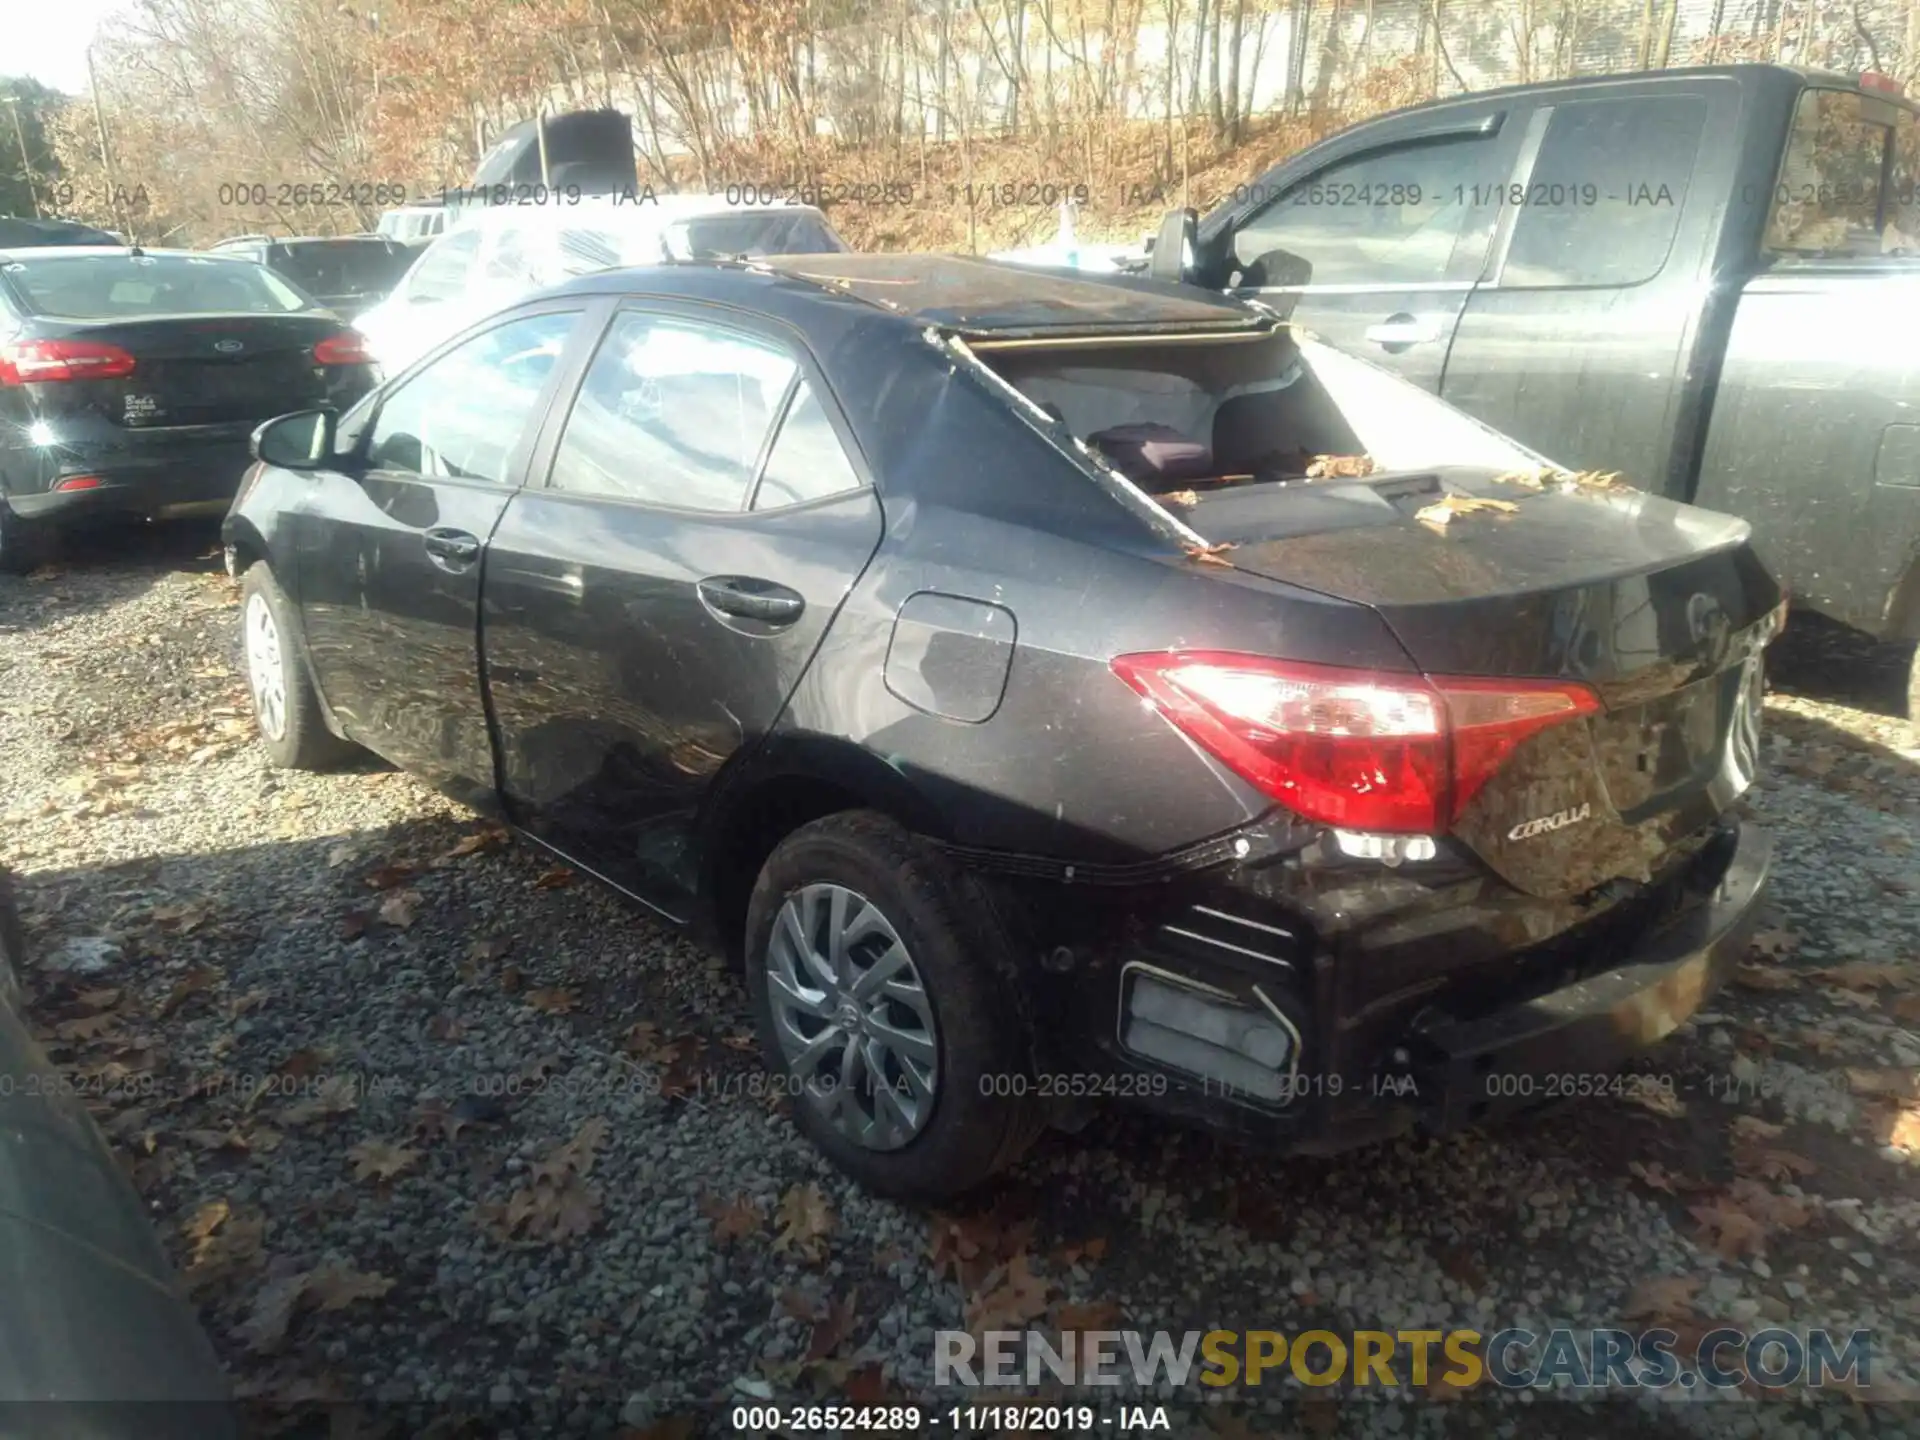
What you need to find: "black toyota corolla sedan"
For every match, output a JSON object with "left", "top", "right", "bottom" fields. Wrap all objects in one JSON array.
[
  {"left": 0, "top": 246, "right": 378, "bottom": 570},
  {"left": 224, "top": 254, "right": 1780, "bottom": 1199}
]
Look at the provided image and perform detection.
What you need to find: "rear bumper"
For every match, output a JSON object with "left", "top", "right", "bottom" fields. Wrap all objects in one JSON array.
[
  {"left": 1408, "top": 820, "right": 1769, "bottom": 1134},
  {"left": 1021, "top": 815, "right": 1770, "bottom": 1152},
  {"left": 4, "top": 437, "right": 253, "bottom": 525}
]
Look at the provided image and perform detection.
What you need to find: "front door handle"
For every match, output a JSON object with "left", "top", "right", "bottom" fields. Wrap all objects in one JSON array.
[
  {"left": 1363, "top": 314, "right": 1444, "bottom": 352},
  {"left": 423, "top": 527, "right": 481, "bottom": 568},
  {"left": 697, "top": 576, "right": 805, "bottom": 626}
]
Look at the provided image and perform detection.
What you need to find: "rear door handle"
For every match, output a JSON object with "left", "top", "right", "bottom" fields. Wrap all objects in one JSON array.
[
  {"left": 1363, "top": 314, "right": 1444, "bottom": 351},
  {"left": 423, "top": 527, "right": 481, "bottom": 568},
  {"left": 697, "top": 576, "right": 805, "bottom": 626}
]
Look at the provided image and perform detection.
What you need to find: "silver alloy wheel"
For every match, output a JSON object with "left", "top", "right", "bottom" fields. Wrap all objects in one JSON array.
[
  {"left": 244, "top": 591, "right": 288, "bottom": 743},
  {"left": 765, "top": 882, "right": 938, "bottom": 1151}
]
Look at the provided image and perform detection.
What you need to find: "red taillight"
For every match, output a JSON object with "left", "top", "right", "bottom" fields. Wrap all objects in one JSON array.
[
  {"left": 1110, "top": 652, "right": 1600, "bottom": 835},
  {"left": 1860, "top": 71, "right": 1905, "bottom": 96},
  {"left": 53, "top": 475, "right": 104, "bottom": 491},
  {"left": 312, "top": 331, "right": 371, "bottom": 366},
  {"left": 0, "top": 339, "right": 138, "bottom": 385}
]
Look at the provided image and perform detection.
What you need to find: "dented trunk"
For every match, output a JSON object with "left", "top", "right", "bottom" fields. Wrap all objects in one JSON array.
[{"left": 1190, "top": 468, "right": 1783, "bottom": 897}]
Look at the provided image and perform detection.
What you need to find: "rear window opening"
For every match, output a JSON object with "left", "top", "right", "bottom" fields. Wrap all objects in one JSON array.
[
  {"left": 665, "top": 211, "right": 847, "bottom": 260},
  {"left": 268, "top": 241, "right": 415, "bottom": 298},
  {"left": 1, "top": 253, "right": 313, "bottom": 319},
  {"left": 970, "top": 327, "right": 1552, "bottom": 501}
]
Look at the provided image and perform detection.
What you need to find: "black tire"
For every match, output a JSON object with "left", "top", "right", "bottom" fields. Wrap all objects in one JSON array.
[
  {"left": 0, "top": 505, "right": 46, "bottom": 576},
  {"left": 744, "top": 810, "right": 1041, "bottom": 1201},
  {"left": 239, "top": 562, "right": 356, "bottom": 771}
]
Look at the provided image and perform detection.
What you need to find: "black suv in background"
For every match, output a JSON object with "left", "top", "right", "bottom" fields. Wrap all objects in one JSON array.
[{"left": 209, "top": 235, "right": 417, "bottom": 321}]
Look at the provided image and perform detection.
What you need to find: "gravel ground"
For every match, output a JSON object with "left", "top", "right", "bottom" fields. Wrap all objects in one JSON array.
[{"left": 2, "top": 524, "right": 1918, "bottom": 1440}]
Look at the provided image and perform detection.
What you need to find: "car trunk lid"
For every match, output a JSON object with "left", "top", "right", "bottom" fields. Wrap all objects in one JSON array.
[
  {"left": 28, "top": 315, "right": 341, "bottom": 430},
  {"left": 1184, "top": 468, "right": 1782, "bottom": 898}
]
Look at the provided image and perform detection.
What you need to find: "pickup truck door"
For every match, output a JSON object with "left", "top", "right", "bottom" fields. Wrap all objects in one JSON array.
[
  {"left": 1438, "top": 76, "right": 1733, "bottom": 496},
  {"left": 1201, "top": 104, "right": 1525, "bottom": 389}
]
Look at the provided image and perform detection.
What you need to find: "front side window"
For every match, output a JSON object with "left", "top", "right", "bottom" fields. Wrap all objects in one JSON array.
[
  {"left": 365, "top": 310, "right": 576, "bottom": 482},
  {"left": 548, "top": 311, "right": 799, "bottom": 509},
  {"left": 1231, "top": 137, "right": 1496, "bottom": 287},
  {"left": 1765, "top": 87, "right": 1920, "bottom": 257},
  {"left": 1502, "top": 96, "right": 1704, "bottom": 287}
]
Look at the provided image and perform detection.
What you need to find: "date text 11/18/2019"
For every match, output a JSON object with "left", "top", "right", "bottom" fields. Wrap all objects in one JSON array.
[{"left": 728, "top": 1404, "right": 1173, "bottom": 1432}]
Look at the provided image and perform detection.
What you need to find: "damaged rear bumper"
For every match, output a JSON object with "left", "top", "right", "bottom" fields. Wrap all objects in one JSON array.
[{"left": 1023, "top": 815, "right": 1770, "bottom": 1152}]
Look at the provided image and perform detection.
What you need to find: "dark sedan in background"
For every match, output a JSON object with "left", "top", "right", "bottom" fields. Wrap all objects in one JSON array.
[
  {"left": 0, "top": 247, "right": 378, "bottom": 570},
  {"left": 225, "top": 255, "right": 1778, "bottom": 1199},
  {"left": 209, "top": 234, "right": 418, "bottom": 321},
  {"left": 0, "top": 865, "right": 237, "bottom": 1434}
]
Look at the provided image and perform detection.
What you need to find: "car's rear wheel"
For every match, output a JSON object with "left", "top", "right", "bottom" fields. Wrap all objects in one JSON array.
[
  {"left": 240, "top": 562, "right": 355, "bottom": 771},
  {"left": 744, "top": 811, "right": 1041, "bottom": 1201}
]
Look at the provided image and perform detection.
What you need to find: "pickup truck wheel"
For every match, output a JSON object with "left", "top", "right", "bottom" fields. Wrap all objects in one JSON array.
[
  {"left": 744, "top": 811, "right": 1040, "bottom": 1201},
  {"left": 240, "top": 563, "right": 355, "bottom": 771}
]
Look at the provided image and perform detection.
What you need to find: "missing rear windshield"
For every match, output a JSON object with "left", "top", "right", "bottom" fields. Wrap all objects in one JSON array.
[
  {"left": 973, "top": 330, "right": 1551, "bottom": 495},
  {"left": 2, "top": 253, "right": 312, "bottom": 319}
]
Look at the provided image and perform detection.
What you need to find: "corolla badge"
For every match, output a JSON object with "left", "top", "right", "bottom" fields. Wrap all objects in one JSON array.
[
  {"left": 1508, "top": 802, "right": 1592, "bottom": 841},
  {"left": 214, "top": 339, "right": 245, "bottom": 353}
]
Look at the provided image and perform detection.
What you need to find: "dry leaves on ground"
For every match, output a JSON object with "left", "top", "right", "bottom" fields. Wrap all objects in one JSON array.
[
  {"left": 236, "top": 1264, "right": 396, "bottom": 1354},
  {"left": 773, "top": 1183, "right": 836, "bottom": 1263},
  {"left": 700, "top": 1193, "right": 764, "bottom": 1245},
  {"left": 348, "top": 1138, "right": 421, "bottom": 1183},
  {"left": 476, "top": 1116, "right": 608, "bottom": 1244}
]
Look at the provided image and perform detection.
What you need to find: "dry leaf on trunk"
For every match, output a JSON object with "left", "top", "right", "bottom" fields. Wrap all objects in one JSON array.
[
  {"left": 1181, "top": 541, "right": 1238, "bottom": 568},
  {"left": 1304, "top": 453, "right": 1376, "bottom": 479},
  {"left": 1415, "top": 494, "right": 1520, "bottom": 530},
  {"left": 1159, "top": 489, "right": 1201, "bottom": 509}
]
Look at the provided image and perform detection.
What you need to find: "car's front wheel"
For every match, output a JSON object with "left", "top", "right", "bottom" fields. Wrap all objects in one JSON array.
[
  {"left": 240, "top": 562, "right": 355, "bottom": 771},
  {"left": 744, "top": 811, "right": 1041, "bottom": 1201}
]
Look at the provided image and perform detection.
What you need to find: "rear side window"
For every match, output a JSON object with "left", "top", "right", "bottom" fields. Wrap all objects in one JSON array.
[
  {"left": 1764, "top": 88, "right": 1920, "bottom": 257},
  {"left": 405, "top": 228, "right": 481, "bottom": 303},
  {"left": 548, "top": 311, "right": 800, "bottom": 510},
  {"left": 751, "top": 382, "right": 862, "bottom": 509},
  {"left": 0, "top": 253, "right": 310, "bottom": 317},
  {"left": 1501, "top": 96, "right": 1704, "bottom": 288},
  {"left": 666, "top": 211, "right": 848, "bottom": 259}
]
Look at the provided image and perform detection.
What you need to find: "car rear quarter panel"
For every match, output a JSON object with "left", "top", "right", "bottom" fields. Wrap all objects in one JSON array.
[{"left": 771, "top": 336, "right": 1417, "bottom": 864}]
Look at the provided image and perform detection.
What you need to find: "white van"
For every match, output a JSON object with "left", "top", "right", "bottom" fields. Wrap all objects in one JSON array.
[{"left": 351, "top": 195, "right": 847, "bottom": 376}]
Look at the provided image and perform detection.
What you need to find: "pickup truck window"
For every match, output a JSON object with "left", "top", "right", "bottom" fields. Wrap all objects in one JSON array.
[
  {"left": 1501, "top": 96, "right": 1703, "bottom": 288},
  {"left": 1765, "top": 88, "right": 1920, "bottom": 257},
  {"left": 1230, "top": 137, "right": 1491, "bottom": 286}
]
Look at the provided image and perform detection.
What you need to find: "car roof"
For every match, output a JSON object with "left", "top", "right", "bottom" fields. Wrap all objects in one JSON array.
[
  {"left": 452, "top": 193, "right": 822, "bottom": 231},
  {"left": 554, "top": 252, "right": 1272, "bottom": 339}
]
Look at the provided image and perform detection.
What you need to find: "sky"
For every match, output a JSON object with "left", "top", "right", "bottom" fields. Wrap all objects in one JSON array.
[{"left": 6, "top": 1, "right": 127, "bottom": 95}]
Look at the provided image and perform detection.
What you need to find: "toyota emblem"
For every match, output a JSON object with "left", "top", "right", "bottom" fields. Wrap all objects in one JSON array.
[{"left": 214, "top": 339, "right": 245, "bottom": 353}]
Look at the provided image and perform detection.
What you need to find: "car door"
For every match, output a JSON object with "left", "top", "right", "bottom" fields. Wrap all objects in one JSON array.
[
  {"left": 1208, "top": 106, "right": 1524, "bottom": 390},
  {"left": 294, "top": 304, "right": 589, "bottom": 807},
  {"left": 482, "top": 303, "right": 884, "bottom": 920},
  {"left": 1439, "top": 78, "right": 1727, "bottom": 496}
]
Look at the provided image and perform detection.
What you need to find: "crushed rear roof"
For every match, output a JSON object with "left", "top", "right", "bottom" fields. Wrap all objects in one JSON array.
[{"left": 755, "top": 253, "right": 1270, "bottom": 335}]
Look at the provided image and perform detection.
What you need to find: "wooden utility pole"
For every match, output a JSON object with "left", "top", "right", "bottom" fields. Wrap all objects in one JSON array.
[
  {"left": 2, "top": 98, "right": 39, "bottom": 217},
  {"left": 85, "top": 45, "right": 129, "bottom": 238}
]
